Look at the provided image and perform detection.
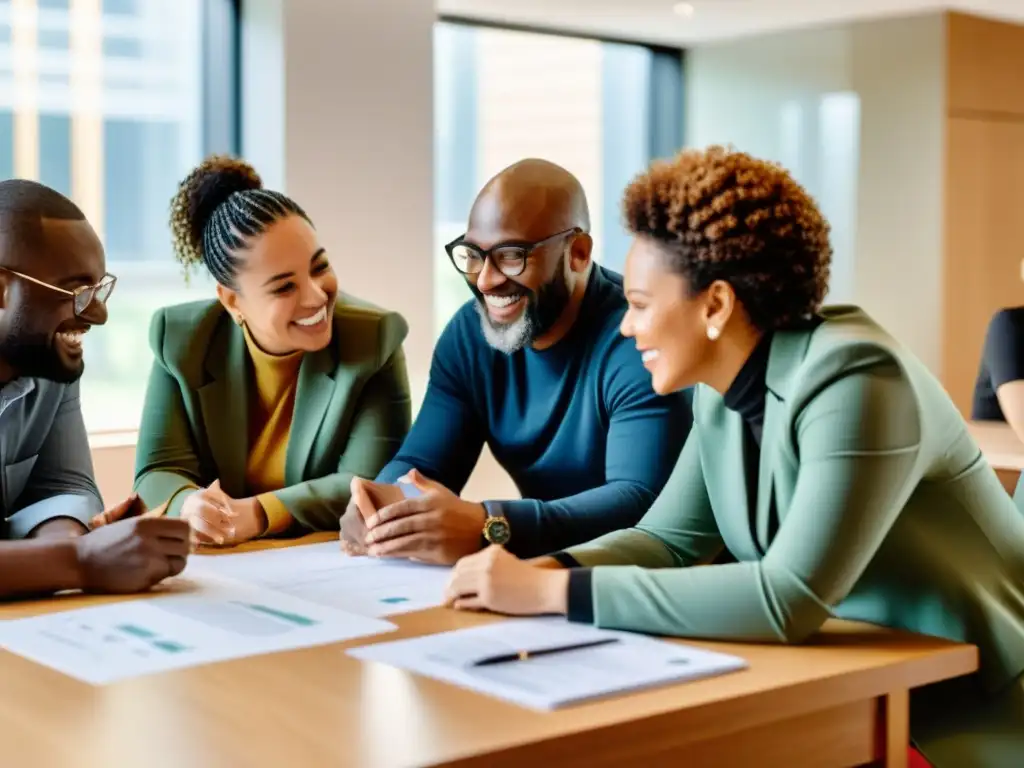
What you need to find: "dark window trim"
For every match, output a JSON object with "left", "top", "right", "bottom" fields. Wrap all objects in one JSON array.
[
  {"left": 202, "top": 0, "right": 242, "bottom": 156},
  {"left": 650, "top": 47, "right": 686, "bottom": 158},
  {"left": 438, "top": 13, "right": 682, "bottom": 55}
]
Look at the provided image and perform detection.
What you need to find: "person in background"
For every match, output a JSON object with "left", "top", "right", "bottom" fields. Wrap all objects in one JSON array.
[
  {"left": 108, "top": 156, "right": 411, "bottom": 546},
  {"left": 444, "top": 147, "right": 1024, "bottom": 767},
  {"left": 0, "top": 179, "right": 190, "bottom": 599},
  {"left": 973, "top": 294, "right": 1024, "bottom": 440},
  {"left": 339, "top": 159, "right": 691, "bottom": 565}
]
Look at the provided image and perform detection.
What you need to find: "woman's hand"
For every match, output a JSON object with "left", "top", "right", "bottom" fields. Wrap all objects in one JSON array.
[
  {"left": 180, "top": 481, "right": 237, "bottom": 546},
  {"left": 444, "top": 546, "right": 570, "bottom": 616},
  {"left": 221, "top": 496, "right": 268, "bottom": 545},
  {"left": 340, "top": 477, "right": 405, "bottom": 556}
]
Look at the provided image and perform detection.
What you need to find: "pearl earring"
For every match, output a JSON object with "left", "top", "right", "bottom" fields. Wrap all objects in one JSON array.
[
  {"left": 706, "top": 325, "right": 720, "bottom": 341},
  {"left": 234, "top": 314, "right": 244, "bottom": 326}
]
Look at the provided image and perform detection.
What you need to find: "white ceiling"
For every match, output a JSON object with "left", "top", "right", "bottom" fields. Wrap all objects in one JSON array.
[{"left": 436, "top": 0, "right": 1024, "bottom": 46}]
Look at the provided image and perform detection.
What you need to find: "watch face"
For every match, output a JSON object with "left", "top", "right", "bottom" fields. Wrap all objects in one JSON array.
[{"left": 486, "top": 518, "right": 511, "bottom": 545}]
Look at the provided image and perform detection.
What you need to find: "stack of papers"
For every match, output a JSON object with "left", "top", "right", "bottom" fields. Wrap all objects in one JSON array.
[
  {"left": 0, "top": 542, "right": 452, "bottom": 685},
  {"left": 0, "top": 541, "right": 750, "bottom": 707},
  {"left": 0, "top": 576, "right": 395, "bottom": 685},
  {"left": 348, "top": 616, "right": 748, "bottom": 710},
  {"left": 186, "top": 542, "right": 451, "bottom": 618}
]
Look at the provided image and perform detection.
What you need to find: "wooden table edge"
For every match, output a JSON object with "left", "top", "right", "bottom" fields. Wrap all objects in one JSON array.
[{"left": 404, "top": 638, "right": 978, "bottom": 767}]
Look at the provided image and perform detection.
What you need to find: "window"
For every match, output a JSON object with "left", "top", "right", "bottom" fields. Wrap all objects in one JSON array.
[
  {"left": 433, "top": 22, "right": 682, "bottom": 335},
  {"left": 0, "top": 0, "right": 235, "bottom": 432}
]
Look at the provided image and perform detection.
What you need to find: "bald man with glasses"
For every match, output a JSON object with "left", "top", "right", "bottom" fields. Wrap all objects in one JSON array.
[
  {"left": 0, "top": 179, "right": 190, "bottom": 599},
  {"left": 340, "top": 159, "right": 692, "bottom": 565}
]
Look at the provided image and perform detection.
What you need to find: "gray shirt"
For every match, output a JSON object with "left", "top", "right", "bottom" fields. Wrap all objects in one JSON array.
[{"left": 0, "top": 377, "right": 103, "bottom": 539}]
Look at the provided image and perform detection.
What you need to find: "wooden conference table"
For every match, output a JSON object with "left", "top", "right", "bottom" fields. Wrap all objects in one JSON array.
[
  {"left": 968, "top": 420, "right": 1024, "bottom": 472},
  {"left": 0, "top": 533, "right": 977, "bottom": 768},
  {"left": 967, "top": 420, "right": 1024, "bottom": 494}
]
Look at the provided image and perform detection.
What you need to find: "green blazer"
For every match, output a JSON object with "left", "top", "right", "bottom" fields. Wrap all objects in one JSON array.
[
  {"left": 133, "top": 296, "right": 412, "bottom": 531},
  {"left": 565, "top": 306, "right": 1024, "bottom": 766}
]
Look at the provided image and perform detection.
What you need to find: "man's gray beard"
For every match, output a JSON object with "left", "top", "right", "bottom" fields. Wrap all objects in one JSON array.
[{"left": 474, "top": 300, "right": 536, "bottom": 355}]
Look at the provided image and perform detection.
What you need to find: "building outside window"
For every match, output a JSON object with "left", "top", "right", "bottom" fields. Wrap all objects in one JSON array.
[{"left": 0, "top": 0, "right": 216, "bottom": 432}]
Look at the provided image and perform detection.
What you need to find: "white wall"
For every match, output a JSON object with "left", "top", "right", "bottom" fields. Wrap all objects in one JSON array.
[
  {"left": 242, "top": 0, "right": 436, "bottom": 400},
  {"left": 686, "top": 14, "right": 945, "bottom": 371}
]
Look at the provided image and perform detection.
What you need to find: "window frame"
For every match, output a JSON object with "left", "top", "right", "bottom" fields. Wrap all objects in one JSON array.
[
  {"left": 436, "top": 14, "right": 686, "bottom": 156},
  {"left": 202, "top": 0, "right": 242, "bottom": 156},
  {"left": 432, "top": 14, "right": 685, "bottom": 297},
  {"left": 84, "top": 0, "right": 241, "bottom": 439}
]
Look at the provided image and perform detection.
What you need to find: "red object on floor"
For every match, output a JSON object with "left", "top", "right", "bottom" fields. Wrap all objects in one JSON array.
[{"left": 908, "top": 746, "right": 932, "bottom": 767}]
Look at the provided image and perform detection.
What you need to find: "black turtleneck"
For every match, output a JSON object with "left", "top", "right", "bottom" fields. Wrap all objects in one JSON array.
[
  {"left": 707, "top": 333, "right": 773, "bottom": 566},
  {"left": 723, "top": 332, "right": 773, "bottom": 446},
  {"left": 560, "top": 334, "right": 775, "bottom": 623}
]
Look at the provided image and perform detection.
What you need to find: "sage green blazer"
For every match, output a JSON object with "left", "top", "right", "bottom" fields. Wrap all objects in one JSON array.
[
  {"left": 565, "top": 306, "right": 1024, "bottom": 766},
  {"left": 133, "top": 296, "right": 412, "bottom": 531}
]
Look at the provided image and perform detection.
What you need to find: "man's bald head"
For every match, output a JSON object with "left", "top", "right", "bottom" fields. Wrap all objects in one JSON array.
[
  {"left": 455, "top": 159, "right": 595, "bottom": 355},
  {"left": 467, "top": 159, "right": 590, "bottom": 244}
]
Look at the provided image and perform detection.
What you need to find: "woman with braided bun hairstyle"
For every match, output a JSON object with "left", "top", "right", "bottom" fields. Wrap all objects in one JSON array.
[
  {"left": 445, "top": 146, "right": 1024, "bottom": 766},
  {"left": 113, "top": 155, "right": 411, "bottom": 544}
]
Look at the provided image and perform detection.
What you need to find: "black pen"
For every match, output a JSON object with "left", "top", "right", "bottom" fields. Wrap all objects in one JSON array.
[{"left": 472, "top": 638, "right": 620, "bottom": 667}]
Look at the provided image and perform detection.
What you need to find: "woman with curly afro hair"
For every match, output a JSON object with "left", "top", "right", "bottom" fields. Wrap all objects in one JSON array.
[
  {"left": 446, "top": 146, "right": 1024, "bottom": 766},
  {"left": 95, "top": 155, "right": 412, "bottom": 545}
]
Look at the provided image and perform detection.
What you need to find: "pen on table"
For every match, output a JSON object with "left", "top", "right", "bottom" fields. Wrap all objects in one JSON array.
[{"left": 472, "top": 638, "right": 620, "bottom": 667}]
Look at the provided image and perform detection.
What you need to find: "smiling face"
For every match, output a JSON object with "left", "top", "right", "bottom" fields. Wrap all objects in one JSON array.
[
  {"left": 619, "top": 236, "right": 720, "bottom": 395},
  {"left": 216, "top": 214, "right": 338, "bottom": 355},
  {"left": 461, "top": 171, "right": 591, "bottom": 354},
  {"left": 0, "top": 217, "right": 108, "bottom": 384},
  {"left": 462, "top": 230, "right": 578, "bottom": 354}
]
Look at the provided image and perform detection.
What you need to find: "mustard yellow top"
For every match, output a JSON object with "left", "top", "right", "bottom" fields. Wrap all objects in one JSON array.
[
  {"left": 136, "top": 298, "right": 412, "bottom": 533},
  {"left": 242, "top": 324, "right": 302, "bottom": 536}
]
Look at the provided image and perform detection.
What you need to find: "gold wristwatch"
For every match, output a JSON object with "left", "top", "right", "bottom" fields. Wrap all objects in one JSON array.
[{"left": 481, "top": 502, "right": 511, "bottom": 546}]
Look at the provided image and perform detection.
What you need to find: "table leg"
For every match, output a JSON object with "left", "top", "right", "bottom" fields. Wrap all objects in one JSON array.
[{"left": 881, "top": 689, "right": 909, "bottom": 768}]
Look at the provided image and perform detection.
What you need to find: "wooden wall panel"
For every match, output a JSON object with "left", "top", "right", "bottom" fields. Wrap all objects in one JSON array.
[
  {"left": 942, "top": 12, "right": 1024, "bottom": 415},
  {"left": 942, "top": 117, "right": 1024, "bottom": 414},
  {"left": 947, "top": 12, "right": 1024, "bottom": 118}
]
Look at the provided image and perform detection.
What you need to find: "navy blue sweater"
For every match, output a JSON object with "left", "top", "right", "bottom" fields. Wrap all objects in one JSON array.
[{"left": 376, "top": 266, "right": 692, "bottom": 557}]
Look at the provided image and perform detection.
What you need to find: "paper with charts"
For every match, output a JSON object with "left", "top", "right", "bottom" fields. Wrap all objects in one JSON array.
[
  {"left": 348, "top": 616, "right": 748, "bottom": 710},
  {"left": 0, "top": 576, "right": 395, "bottom": 685},
  {"left": 186, "top": 541, "right": 451, "bottom": 618}
]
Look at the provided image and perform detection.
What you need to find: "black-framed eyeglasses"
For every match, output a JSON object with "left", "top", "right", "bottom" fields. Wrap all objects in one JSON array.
[
  {"left": 445, "top": 227, "right": 583, "bottom": 278},
  {"left": 1, "top": 268, "right": 117, "bottom": 316}
]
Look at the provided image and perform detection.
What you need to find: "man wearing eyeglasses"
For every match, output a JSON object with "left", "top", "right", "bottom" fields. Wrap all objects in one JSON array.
[
  {"left": 0, "top": 179, "right": 191, "bottom": 599},
  {"left": 340, "top": 158, "right": 692, "bottom": 564}
]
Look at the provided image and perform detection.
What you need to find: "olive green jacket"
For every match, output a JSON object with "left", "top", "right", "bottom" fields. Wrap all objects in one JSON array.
[
  {"left": 566, "top": 306, "right": 1024, "bottom": 766},
  {"left": 133, "top": 296, "right": 411, "bottom": 531}
]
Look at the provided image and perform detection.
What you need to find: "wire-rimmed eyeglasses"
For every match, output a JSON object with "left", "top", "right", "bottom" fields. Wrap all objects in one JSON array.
[{"left": 1, "top": 268, "right": 117, "bottom": 316}]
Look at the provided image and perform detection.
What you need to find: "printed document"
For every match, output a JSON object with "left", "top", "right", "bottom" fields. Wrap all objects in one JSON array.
[
  {"left": 347, "top": 616, "right": 748, "bottom": 710},
  {"left": 187, "top": 541, "right": 450, "bottom": 618},
  {"left": 0, "top": 576, "right": 395, "bottom": 685}
]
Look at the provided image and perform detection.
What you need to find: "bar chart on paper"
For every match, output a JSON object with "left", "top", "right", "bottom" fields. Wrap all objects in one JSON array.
[
  {"left": 186, "top": 542, "right": 451, "bottom": 618},
  {"left": 0, "top": 578, "right": 395, "bottom": 684},
  {"left": 48, "top": 618, "right": 194, "bottom": 661}
]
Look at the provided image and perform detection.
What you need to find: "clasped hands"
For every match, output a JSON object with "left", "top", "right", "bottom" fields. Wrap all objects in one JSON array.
[
  {"left": 90, "top": 480, "right": 267, "bottom": 548},
  {"left": 339, "top": 470, "right": 485, "bottom": 565},
  {"left": 339, "top": 470, "right": 569, "bottom": 616}
]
